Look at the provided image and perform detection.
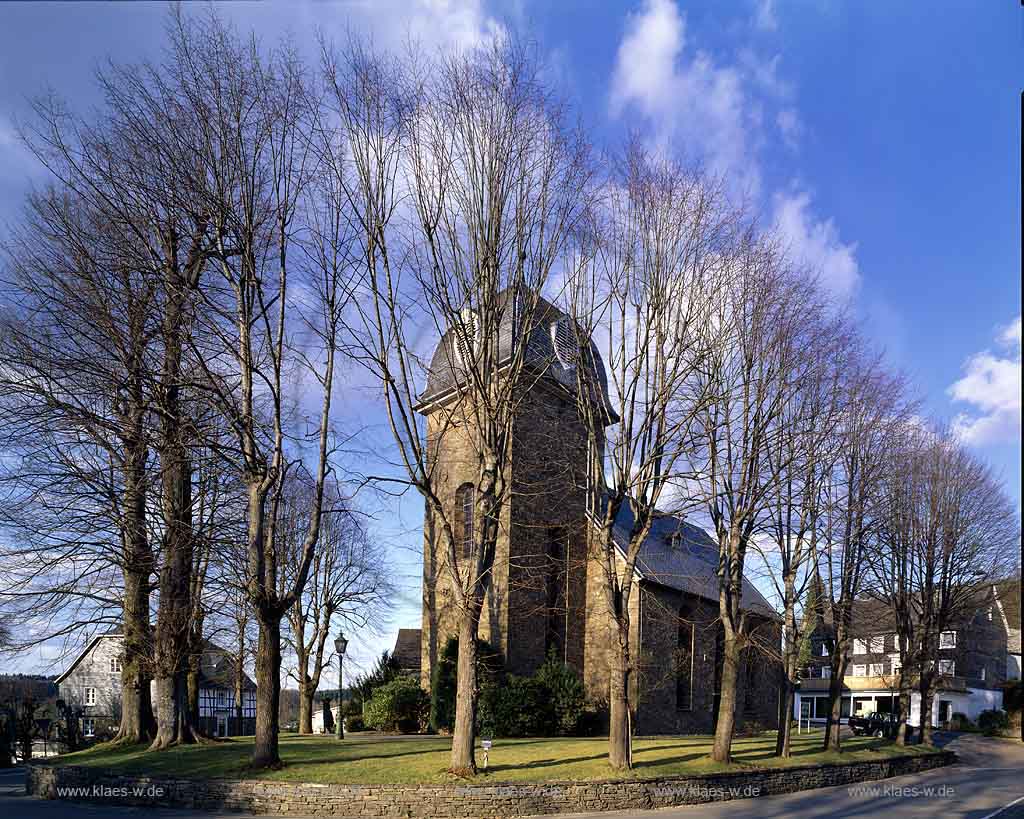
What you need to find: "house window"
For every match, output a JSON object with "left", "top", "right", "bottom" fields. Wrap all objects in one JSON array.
[
  {"left": 868, "top": 636, "right": 885, "bottom": 653},
  {"left": 939, "top": 631, "right": 956, "bottom": 649},
  {"left": 980, "top": 667, "right": 986, "bottom": 681},
  {"left": 820, "top": 642, "right": 830, "bottom": 657},
  {"left": 821, "top": 666, "right": 831, "bottom": 679},
  {"left": 676, "top": 606, "right": 694, "bottom": 711},
  {"left": 890, "top": 654, "right": 902, "bottom": 675},
  {"left": 109, "top": 657, "right": 122, "bottom": 674},
  {"left": 852, "top": 664, "right": 866, "bottom": 677},
  {"left": 869, "top": 663, "right": 884, "bottom": 677},
  {"left": 82, "top": 717, "right": 95, "bottom": 737},
  {"left": 938, "top": 659, "right": 955, "bottom": 676},
  {"left": 85, "top": 687, "right": 96, "bottom": 706},
  {"left": 853, "top": 639, "right": 867, "bottom": 655},
  {"left": 455, "top": 483, "right": 474, "bottom": 559},
  {"left": 217, "top": 689, "right": 227, "bottom": 707}
]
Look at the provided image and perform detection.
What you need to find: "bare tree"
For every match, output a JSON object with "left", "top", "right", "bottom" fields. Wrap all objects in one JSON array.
[
  {"left": 0, "top": 173, "right": 160, "bottom": 745},
  {"left": 282, "top": 478, "right": 392, "bottom": 734},
  {"left": 873, "top": 424, "right": 1018, "bottom": 745},
  {"left": 329, "top": 36, "right": 590, "bottom": 774},
  {"left": 691, "top": 235, "right": 833, "bottom": 764},
  {"left": 162, "top": 11, "right": 346, "bottom": 766},
  {"left": 818, "top": 357, "right": 910, "bottom": 752},
  {"left": 562, "top": 144, "right": 732, "bottom": 769}
]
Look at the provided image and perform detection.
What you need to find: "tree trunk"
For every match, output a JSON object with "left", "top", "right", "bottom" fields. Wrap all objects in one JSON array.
[
  {"left": 823, "top": 670, "right": 845, "bottom": 752},
  {"left": 150, "top": 672, "right": 200, "bottom": 749},
  {"left": 711, "top": 632, "right": 741, "bottom": 763},
  {"left": 113, "top": 415, "right": 156, "bottom": 745},
  {"left": 150, "top": 279, "right": 200, "bottom": 751},
  {"left": 235, "top": 620, "right": 246, "bottom": 734},
  {"left": 298, "top": 678, "right": 314, "bottom": 735},
  {"left": 114, "top": 561, "right": 156, "bottom": 744},
  {"left": 252, "top": 613, "right": 283, "bottom": 768},
  {"left": 919, "top": 677, "right": 935, "bottom": 746},
  {"left": 608, "top": 636, "right": 631, "bottom": 770},
  {"left": 776, "top": 673, "right": 795, "bottom": 758},
  {"left": 449, "top": 610, "right": 480, "bottom": 776},
  {"left": 896, "top": 678, "right": 912, "bottom": 746}
]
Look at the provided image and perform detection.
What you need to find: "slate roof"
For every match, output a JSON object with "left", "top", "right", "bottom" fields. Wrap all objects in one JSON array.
[
  {"left": 55, "top": 628, "right": 255, "bottom": 691},
  {"left": 608, "top": 500, "right": 776, "bottom": 617},
  {"left": 198, "top": 640, "right": 256, "bottom": 692},
  {"left": 416, "top": 293, "right": 616, "bottom": 420},
  {"left": 392, "top": 629, "right": 422, "bottom": 673}
]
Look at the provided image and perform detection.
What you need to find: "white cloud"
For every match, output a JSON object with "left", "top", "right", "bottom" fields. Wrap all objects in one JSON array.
[
  {"left": 609, "top": 2, "right": 864, "bottom": 301},
  {"left": 949, "top": 317, "right": 1022, "bottom": 445},
  {"left": 609, "top": 0, "right": 761, "bottom": 195},
  {"left": 338, "top": 0, "right": 504, "bottom": 53},
  {"left": 771, "top": 189, "right": 860, "bottom": 299},
  {"left": 754, "top": 0, "right": 778, "bottom": 32}
]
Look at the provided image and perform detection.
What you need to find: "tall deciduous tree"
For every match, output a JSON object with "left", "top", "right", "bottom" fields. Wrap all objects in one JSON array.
[
  {"left": 819, "top": 357, "right": 910, "bottom": 752},
  {"left": 329, "top": 36, "right": 590, "bottom": 774},
  {"left": 282, "top": 478, "right": 392, "bottom": 734},
  {"left": 563, "top": 145, "right": 733, "bottom": 770},
  {"left": 692, "top": 236, "right": 832, "bottom": 764}
]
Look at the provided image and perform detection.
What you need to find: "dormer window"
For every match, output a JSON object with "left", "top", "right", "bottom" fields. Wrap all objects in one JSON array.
[{"left": 454, "top": 307, "right": 479, "bottom": 365}]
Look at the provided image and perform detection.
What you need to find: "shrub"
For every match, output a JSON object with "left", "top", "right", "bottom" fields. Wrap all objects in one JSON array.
[
  {"left": 535, "top": 652, "right": 587, "bottom": 735},
  {"left": 345, "top": 714, "right": 365, "bottom": 732},
  {"left": 977, "top": 709, "right": 1010, "bottom": 736},
  {"left": 429, "top": 637, "right": 501, "bottom": 733},
  {"left": 352, "top": 650, "right": 402, "bottom": 711},
  {"left": 364, "top": 677, "right": 429, "bottom": 733},
  {"left": 478, "top": 675, "right": 551, "bottom": 737},
  {"left": 476, "top": 653, "right": 589, "bottom": 738},
  {"left": 950, "top": 712, "right": 972, "bottom": 731},
  {"left": 576, "top": 699, "right": 609, "bottom": 737}
]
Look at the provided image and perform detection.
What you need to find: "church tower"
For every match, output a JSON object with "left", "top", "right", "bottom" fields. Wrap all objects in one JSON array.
[{"left": 415, "top": 296, "right": 613, "bottom": 688}]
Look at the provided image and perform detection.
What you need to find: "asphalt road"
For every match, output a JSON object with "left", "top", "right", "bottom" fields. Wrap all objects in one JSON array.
[{"left": 2, "top": 733, "right": 1022, "bottom": 819}]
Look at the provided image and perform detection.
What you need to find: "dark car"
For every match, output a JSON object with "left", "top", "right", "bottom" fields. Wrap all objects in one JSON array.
[{"left": 848, "top": 711, "right": 899, "bottom": 738}]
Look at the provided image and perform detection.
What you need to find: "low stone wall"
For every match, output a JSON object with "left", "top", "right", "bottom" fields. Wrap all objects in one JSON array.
[{"left": 27, "top": 751, "right": 955, "bottom": 818}]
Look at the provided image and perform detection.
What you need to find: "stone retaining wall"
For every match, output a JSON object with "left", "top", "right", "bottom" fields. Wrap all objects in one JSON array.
[{"left": 27, "top": 751, "right": 955, "bottom": 818}]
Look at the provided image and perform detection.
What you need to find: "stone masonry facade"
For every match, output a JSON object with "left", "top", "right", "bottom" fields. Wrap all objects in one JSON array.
[
  {"left": 28, "top": 752, "right": 954, "bottom": 817},
  {"left": 419, "top": 300, "right": 782, "bottom": 734}
]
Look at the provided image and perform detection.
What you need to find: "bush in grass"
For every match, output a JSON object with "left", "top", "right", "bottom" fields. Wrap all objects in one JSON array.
[
  {"left": 345, "top": 714, "right": 365, "bottom": 732},
  {"left": 429, "top": 637, "right": 501, "bottom": 733},
  {"left": 363, "top": 677, "right": 429, "bottom": 733},
  {"left": 977, "top": 708, "right": 1009, "bottom": 736},
  {"left": 535, "top": 651, "right": 587, "bottom": 735},
  {"left": 576, "top": 699, "right": 610, "bottom": 737},
  {"left": 476, "top": 652, "right": 588, "bottom": 738},
  {"left": 478, "top": 675, "right": 549, "bottom": 737}
]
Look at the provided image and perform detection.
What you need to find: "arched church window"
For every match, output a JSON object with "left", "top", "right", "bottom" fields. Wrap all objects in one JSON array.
[{"left": 456, "top": 483, "right": 474, "bottom": 559}]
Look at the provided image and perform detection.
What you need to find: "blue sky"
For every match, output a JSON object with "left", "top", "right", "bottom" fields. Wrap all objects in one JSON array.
[{"left": 1, "top": 1, "right": 1020, "bottom": 676}]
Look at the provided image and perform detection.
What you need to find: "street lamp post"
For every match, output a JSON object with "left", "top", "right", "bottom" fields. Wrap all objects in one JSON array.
[{"left": 334, "top": 632, "right": 348, "bottom": 740}]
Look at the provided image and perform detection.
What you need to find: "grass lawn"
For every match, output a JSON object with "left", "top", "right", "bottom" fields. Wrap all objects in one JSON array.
[{"left": 48, "top": 729, "right": 937, "bottom": 785}]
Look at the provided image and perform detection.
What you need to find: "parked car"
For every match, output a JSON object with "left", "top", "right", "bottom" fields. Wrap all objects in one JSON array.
[{"left": 848, "top": 711, "right": 899, "bottom": 738}]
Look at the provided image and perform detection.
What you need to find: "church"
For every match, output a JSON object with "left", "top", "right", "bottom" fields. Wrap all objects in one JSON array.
[{"left": 411, "top": 295, "right": 781, "bottom": 735}]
